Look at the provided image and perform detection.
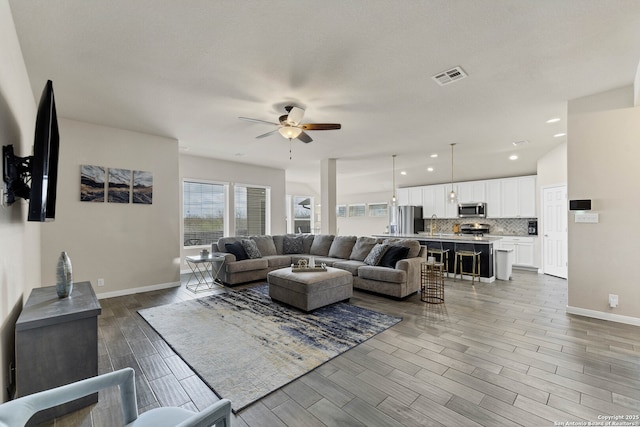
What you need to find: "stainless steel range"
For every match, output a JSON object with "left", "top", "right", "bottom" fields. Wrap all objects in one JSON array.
[{"left": 460, "top": 223, "right": 490, "bottom": 236}]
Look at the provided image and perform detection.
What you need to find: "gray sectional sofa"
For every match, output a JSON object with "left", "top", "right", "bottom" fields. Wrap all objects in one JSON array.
[{"left": 210, "top": 234, "right": 426, "bottom": 299}]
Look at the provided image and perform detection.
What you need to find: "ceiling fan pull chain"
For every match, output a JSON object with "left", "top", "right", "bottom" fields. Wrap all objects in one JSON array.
[{"left": 289, "top": 139, "right": 292, "bottom": 160}]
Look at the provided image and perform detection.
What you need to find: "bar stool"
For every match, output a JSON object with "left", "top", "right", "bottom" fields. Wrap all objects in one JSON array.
[
  {"left": 427, "top": 242, "right": 449, "bottom": 276},
  {"left": 454, "top": 242, "right": 482, "bottom": 284}
]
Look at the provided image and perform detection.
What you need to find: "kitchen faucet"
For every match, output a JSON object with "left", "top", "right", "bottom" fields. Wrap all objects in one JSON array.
[{"left": 430, "top": 214, "right": 437, "bottom": 236}]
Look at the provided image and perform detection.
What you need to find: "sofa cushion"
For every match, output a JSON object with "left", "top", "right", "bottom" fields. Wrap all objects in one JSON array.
[
  {"left": 283, "top": 235, "right": 304, "bottom": 254},
  {"left": 272, "top": 235, "right": 284, "bottom": 254},
  {"left": 364, "top": 243, "right": 389, "bottom": 266},
  {"left": 383, "top": 238, "right": 421, "bottom": 258},
  {"left": 226, "top": 258, "right": 269, "bottom": 273},
  {"left": 241, "top": 239, "right": 262, "bottom": 259},
  {"left": 333, "top": 260, "right": 366, "bottom": 276},
  {"left": 263, "top": 255, "right": 292, "bottom": 268},
  {"left": 225, "top": 241, "right": 248, "bottom": 261},
  {"left": 328, "top": 235, "right": 357, "bottom": 259},
  {"left": 216, "top": 237, "right": 244, "bottom": 253},
  {"left": 310, "top": 235, "right": 335, "bottom": 256},
  {"left": 302, "top": 234, "right": 315, "bottom": 253},
  {"left": 377, "top": 245, "right": 410, "bottom": 268},
  {"left": 251, "top": 235, "right": 277, "bottom": 256},
  {"left": 358, "top": 265, "right": 406, "bottom": 284},
  {"left": 349, "top": 237, "right": 379, "bottom": 261}
]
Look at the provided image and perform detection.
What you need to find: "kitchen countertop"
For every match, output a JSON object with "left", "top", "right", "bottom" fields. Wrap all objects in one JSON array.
[{"left": 373, "top": 234, "right": 502, "bottom": 243}]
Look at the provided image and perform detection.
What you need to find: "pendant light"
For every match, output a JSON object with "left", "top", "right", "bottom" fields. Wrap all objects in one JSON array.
[
  {"left": 448, "top": 143, "right": 457, "bottom": 204},
  {"left": 388, "top": 154, "right": 398, "bottom": 235}
]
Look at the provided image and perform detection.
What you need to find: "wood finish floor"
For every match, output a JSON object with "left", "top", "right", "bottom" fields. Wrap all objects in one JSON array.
[{"left": 41, "top": 270, "right": 640, "bottom": 427}]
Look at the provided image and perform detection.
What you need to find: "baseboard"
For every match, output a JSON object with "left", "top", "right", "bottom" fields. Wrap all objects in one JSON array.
[
  {"left": 566, "top": 305, "right": 640, "bottom": 327},
  {"left": 95, "top": 281, "right": 181, "bottom": 299}
]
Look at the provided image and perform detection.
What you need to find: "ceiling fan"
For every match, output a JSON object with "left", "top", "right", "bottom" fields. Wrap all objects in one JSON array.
[{"left": 239, "top": 106, "right": 341, "bottom": 143}]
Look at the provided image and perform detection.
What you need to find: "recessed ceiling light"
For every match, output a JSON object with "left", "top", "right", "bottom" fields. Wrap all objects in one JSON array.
[
  {"left": 400, "top": 171, "right": 407, "bottom": 175},
  {"left": 546, "top": 117, "right": 561, "bottom": 123},
  {"left": 430, "top": 154, "right": 438, "bottom": 158},
  {"left": 427, "top": 167, "right": 434, "bottom": 172},
  {"left": 509, "top": 155, "right": 518, "bottom": 160},
  {"left": 554, "top": 132, "right": 566, "bottom": 138}
]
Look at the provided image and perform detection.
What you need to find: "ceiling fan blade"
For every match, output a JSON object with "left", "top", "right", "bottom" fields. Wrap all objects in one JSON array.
[
  {"left": 255, "top": 129, "right": 279, "bottom": 139},
  {"left": 301, "top": 123, "right": 341, "bottom": 130},
  {"left": 239, "top": 116, "right": 279, "bottom": 126},
  {"left": 297, "top": 131, "right": 313, "bottom": 143},
  {"left": 287, "top": 107, "right": 305, "bottom": 126}
]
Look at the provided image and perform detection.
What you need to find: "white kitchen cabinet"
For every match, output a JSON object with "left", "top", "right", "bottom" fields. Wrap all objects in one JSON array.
[
  {"left": 486, "top": 179, "right": 502, "bottom": 218},
  {"left": 422, "top": 184, "right": 447, "bottom": 218},
  {"left": 396, "top": 188, "right": 409, "bottom": 206},
  {"left": 408, "top": 187, "right": 423, "bottom": 206},
  {"left": 458, "top": 180, "right": 486, "bottom": 203},
  {"left": 497, "top": 176, "right": 536, "bottom": 218},
  {"left": 497, "top": 236, "right": 536, "bottom": 267}
]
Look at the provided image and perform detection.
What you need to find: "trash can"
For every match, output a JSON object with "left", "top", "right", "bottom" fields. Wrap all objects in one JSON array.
[{"left": 495, "top": 248, "right": 514, "bottom": 280}]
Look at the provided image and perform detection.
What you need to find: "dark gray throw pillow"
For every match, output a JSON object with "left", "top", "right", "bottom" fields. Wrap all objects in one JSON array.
[
  {"left": 364, "top": 243, "right": 389, "bottom": 266},
  {"left": 225, "top": 241, "right": 248, "bottom": 261},
  {"left": 241, "top": 239, "right": 262, "bottom": 259},
  {"left": 283, "top": 235, "right": 304, "bottom": 254},
  {"left": 378, "top": 245, "right": 410, "bottom": 268}
]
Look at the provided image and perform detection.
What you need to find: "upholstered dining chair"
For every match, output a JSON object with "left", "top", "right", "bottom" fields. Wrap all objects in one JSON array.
[{"left": 0, "top": 368, "right": 231, "bottom": 427}]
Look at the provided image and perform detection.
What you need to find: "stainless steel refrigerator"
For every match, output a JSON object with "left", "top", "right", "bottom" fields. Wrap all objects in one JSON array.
[{"left": 397, "top": 206, "right": 424, "bottom": 235}]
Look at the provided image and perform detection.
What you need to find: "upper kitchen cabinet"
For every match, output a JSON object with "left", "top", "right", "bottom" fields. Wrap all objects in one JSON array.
[
  {"left": 486, "top": 179, "right": 502, "bottom": 218},
  {"left": 422, "top": 184, "right": 450, "bottom": 218},
  {"left": 497, "top": 175, "right": 537, "bottom": 218},
  {"left": 408, "top": 187, "right": 423, "bottom": 206},
  {"left": 396, "top": 187, "right": 410, "bottom": 205},
  {"left": 457, "top": 180, "right": 486, "bottom": 203}
]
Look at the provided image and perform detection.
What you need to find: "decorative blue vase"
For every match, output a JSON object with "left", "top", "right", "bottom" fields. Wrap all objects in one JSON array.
[{"left": 56, "top": 251, "right": 73, "bottom": 298}]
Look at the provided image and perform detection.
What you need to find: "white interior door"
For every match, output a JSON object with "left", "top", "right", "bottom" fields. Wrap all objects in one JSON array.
[{"left": 542, "top": 185, "right": 568, "bottom": 278}]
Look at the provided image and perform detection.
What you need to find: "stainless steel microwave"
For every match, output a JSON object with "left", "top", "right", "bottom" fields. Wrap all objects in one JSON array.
[{"left": 458, "top": 202, "right": 486, "bottom": 218}]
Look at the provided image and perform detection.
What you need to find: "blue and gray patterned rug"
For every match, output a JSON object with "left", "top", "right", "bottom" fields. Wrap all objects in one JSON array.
[{"left": 138, "top": 284, "right": 401, "bottom": 412}]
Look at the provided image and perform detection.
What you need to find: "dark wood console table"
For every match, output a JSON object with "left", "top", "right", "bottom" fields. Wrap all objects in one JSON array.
[{"left": 15, "top": 281, "right": 101, "bottom": 425}]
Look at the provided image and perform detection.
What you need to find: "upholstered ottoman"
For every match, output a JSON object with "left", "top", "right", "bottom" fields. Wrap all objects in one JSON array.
[{"left": 267, "top": 267, "right": 353, "bottom": 311}]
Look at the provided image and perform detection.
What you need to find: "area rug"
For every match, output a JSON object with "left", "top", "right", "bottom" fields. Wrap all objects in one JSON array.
[{"left": 138, "top": 284, "right": 401, "bottom": 412}]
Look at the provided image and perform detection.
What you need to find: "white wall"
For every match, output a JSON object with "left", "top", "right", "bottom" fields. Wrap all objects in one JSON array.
[
  {"left": 567, "top": 99, "right": 640, "bottom": 323},
  {"left": 337, "top": 190, "right": 391, "bottom": 237},
  {"left": 0, "top": 0, "right": 38, "bottom": 402},
  {"left": 40, "top": 119, "right": 181, "bottom": 297},
  {"left": 179, "top": 154, "right": 286, "bottom": 267}
]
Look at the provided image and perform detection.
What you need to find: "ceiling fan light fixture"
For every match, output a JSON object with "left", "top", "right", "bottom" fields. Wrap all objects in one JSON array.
[{"left": 278, "top": 126, "right": 302, "bottom": 139}]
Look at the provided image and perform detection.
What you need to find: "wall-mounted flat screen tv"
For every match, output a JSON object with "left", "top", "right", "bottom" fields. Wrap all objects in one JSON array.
[{"left": 2, "top": 80, "right": 59, "bottom": 221}]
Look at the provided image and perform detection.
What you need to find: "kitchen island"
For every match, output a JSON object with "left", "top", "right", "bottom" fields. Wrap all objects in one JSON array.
[{"left": 374, "top": 234, "right": 501, "bottom": 283}]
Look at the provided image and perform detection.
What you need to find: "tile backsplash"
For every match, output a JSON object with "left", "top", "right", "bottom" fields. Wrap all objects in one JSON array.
[{"left": 424, "top": 217, "right": 536, "bottom": 236}]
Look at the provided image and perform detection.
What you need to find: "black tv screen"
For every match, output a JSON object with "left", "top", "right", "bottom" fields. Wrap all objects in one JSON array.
[{"left": 28, "top": 80, "right": 59, "bottom": 222}]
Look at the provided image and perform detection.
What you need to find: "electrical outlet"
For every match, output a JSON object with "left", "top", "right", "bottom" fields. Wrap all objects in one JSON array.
[
  {"left": 97, "top": 278, "right": 105, "bottom": 287},
  {"left": 608, "top": 294, "right": 618, "bottom": 308}
]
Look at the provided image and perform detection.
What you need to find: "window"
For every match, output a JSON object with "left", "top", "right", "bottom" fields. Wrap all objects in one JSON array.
[
  {"left": 235, "top": 185, "right": 268, "bottom": 236},
  {"left": 293, "top": 196, "right": 312, "bottom": 233},
  {"left": 348, "top": 204, "right": 366, "bottom": 217},
  {"left": 183, "top": 181, "right": 225, "bottom": 246},
  {"left": 336, "top": 205, "right": 346, "bottom": 217},
  {"left": 368, "top": 203, "right": 388, "bottom": 217}
]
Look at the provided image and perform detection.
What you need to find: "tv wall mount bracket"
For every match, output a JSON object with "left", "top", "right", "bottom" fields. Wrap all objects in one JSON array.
[{"left": 2, "top": 144, "right": 33, "bottom": 204}]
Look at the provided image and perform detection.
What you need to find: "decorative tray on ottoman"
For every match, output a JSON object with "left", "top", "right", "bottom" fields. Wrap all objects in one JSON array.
[{"left": 291, "top": 260, "right": 327, "bottom": 272}]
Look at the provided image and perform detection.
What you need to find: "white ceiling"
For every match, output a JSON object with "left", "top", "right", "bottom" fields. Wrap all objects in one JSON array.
[{"left": 8, "top": 0, "right": 640, "bottom": 196}]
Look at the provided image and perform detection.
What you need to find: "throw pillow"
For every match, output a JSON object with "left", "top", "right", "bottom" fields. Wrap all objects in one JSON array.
[
  {"left": 241, "top": 239, "right": 262, "bottom": 259},
  {"left": 364, "top": 243, "right": 389, "bottom": 266},
  {"left": 383, "top": 238, "right": 421, "bottom": 258},
  {"left": 225, "top": 241, "right": 248, "bottom": 261},
  {"left": 377, "top": 245, "right": 410, "bottom": 268},
  {"left": 283, "top": 235, "right": 304, "bottom": 254}
]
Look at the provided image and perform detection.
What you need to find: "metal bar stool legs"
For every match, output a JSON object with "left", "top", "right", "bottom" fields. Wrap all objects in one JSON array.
[{"left": 454, "top": 245, "right": 481, "bottom": 284}]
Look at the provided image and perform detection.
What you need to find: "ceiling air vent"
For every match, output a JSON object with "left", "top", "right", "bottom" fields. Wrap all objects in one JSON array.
[{"left": 432, "top": 66, "right": 467, "bottom": 86}]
